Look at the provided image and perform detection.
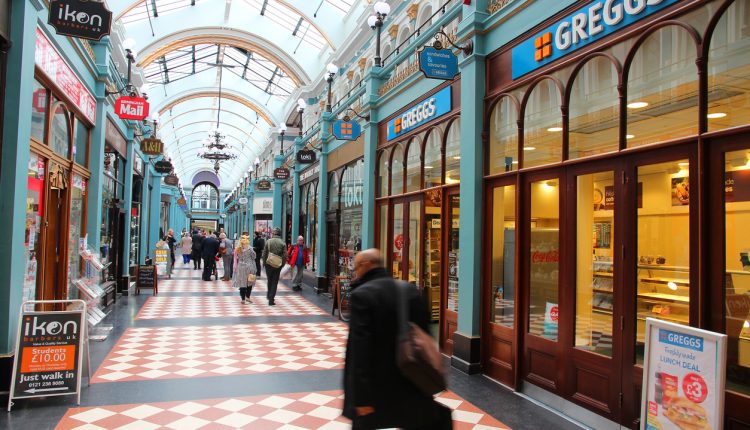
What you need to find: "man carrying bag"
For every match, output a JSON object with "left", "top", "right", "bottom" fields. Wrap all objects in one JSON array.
[{"left": 261, "top": 228, "right": 286, "bottom": 306}]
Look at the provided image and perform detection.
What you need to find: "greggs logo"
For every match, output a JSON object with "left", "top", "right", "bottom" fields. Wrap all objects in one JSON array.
[
  {"left": 387, "top": 86, "right": 452, "bottom": 141},
  {"left": 512, "top": 0, "right": 680, "bottom": 79},
  {"left": 394, "top": 118, "right": 402, "bottom": 134}
]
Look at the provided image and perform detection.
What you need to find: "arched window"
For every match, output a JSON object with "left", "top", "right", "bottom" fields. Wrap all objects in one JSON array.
[
  {"left": 49, "top": 101, "right": 71, "bottom": 158},
  {"left": 488, "top": 96, "right": 519, "bottom": 175},
  {"left": 568, "top": 56, "right": 620, "bottom": 159},
  {"left": 523, "top": 78, "right": 563, "bottom": 168},
  {"left": 707, "top": 1, "right": 750, "bottom": 132},
  {"left": 328, "top": 172, "right": 340, "bottom": 211},
  {"left": 626, "top": 25, "right": 699, "bottom": 147},
  {"left": 192, "top": 183, "right": 219, "bottom": 210},
  {"left": 444, "top": 119, "right": 461, "bottom": 183},
  {"left": 390, "top": 145, "right": 404, "bottom": 195},
  {"left": 405, "top": 139, "right": 421, "bottom": 193},
  {"left": 377, "top": 151, "right": 389, "bottom": 197},
  {"left": 423, "top": 128, "right": 442, "bottom": 187}
]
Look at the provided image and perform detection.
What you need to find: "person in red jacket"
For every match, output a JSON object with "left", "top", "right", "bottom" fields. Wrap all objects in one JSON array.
[{"left": 288, "top": 236, "right": 310, "bottom": 291}]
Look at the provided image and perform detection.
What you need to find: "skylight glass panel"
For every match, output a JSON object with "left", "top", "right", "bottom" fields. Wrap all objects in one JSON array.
[
  {"left": 241, "top": 0, "right": 327, "bottom": 50},
  {"left": 325, "top": 0, "right": 355, "bottom": 14},
  {"left": 120, "top": 0, "right": 205, "bottom": 24}
]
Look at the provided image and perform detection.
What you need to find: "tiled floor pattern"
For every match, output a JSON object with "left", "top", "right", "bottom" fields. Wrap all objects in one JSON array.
[
  {"left": 92, "top": 322, "right": 347, "bottom": 383},
  {"left": 135, "top": 295, "right": 327, "bottom": 319},
  {"left": 56, "top": 390, "right": 510, "bottom": 430},
  {"left": 158, "top": 279, "right": 288, "bottom": 293}
]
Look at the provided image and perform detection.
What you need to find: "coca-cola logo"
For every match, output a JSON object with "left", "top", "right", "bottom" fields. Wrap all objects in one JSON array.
[{"left": 531, "top": 250, "right": 559, "bottom": 263}]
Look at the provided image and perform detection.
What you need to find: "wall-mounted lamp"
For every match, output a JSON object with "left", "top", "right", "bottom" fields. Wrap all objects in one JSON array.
[
  {"left": 325, "top": 63, "right": 338, "bottom": 112},
  {"left": 368, "top": 1, "right": 391, "bottom": 67}
]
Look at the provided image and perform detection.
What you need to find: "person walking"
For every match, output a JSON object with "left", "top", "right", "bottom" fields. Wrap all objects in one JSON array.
[
  {"left": 219, "top": 233, "right": 234, "bottom": 281},
  {"left": 232, "top": 235, "right": 257, "bottom": 304},
  {"left": 191, "top": 229, "right": 204, "bottom": 270},
  {"left": 180, "top": 232, "right": 192, "bottom": 265},
  {"left": 261, "top": 228, "right": 286, "bottom": 306},
  {"left": 343, "top": 249, "right": 452, "bottom": 430},
  {"left": 163, "top": 229, "right": 177, "bottom": 276},
  {"left": 201, "top": 233, "right": 221, "bottom": 281},
  {"left": 287, "top": 236, "right": 310, "bottom": 291},
  {"left": 253, "top": 231, "right": 265, "bottom": 277}
]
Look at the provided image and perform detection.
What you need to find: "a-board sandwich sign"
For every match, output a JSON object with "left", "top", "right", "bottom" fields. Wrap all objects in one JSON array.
[
  {"left": 8, "top": 300, "right": 88, "bottom": 411},
  {"left": 641, "top": 318, "right": 727, "bottom": 430}
]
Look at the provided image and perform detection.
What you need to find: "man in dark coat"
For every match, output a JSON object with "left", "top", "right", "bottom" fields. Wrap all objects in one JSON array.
[
  {"left": 252, "top": 231, "right": 265, "bottom": 276},
  {"left": 201, "top": 233, "right": 221, "bottom": 281},
  {"left": 343, "top": 249, "right": 452, "bottom": 430},
  {"left": 191, "top": 229, "right": 204, "bottom": 270}
]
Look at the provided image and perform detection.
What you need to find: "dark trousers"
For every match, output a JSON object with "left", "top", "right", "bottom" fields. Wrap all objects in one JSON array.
[
  {"left": 239, "top": 286, "right": 253, "bottom": 300},
  {"left": 202, "top": 257, "right": 215, "bottom": 281},
  {"left": 193, "top": 252, "right": 201, "bottom": 269},
  {"left": 265, "top": 266, "right": 281, "bottom": 302},
  {"left": 351, "top": 402, "right": 452, "bottom": 430},
  {"left": 255, "top": 255, "right": 262, "bottom": 275}
]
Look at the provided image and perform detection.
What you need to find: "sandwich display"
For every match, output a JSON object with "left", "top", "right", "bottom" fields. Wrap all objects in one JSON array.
[{"left": 663, "top": 397, "right": 710, "bottom": 430}]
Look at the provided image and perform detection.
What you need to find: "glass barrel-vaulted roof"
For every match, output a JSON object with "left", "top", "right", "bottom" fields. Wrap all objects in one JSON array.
[{"left": 111, "top": 0, "right": 364, "bottom": 188}]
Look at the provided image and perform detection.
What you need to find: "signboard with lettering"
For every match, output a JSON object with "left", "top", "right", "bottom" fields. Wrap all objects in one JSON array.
[
  {"left": 257, "top": 180, "right": 272, "bottom": 191},
  {"left": 418, "top": 46, "right": 459, "bottom": 80},
  {"left": 641, "top": 318, "right": 726, "bottom": 430},
  {"left": 274, "top": 168, "right": 290, "bottom": 180},
  {"left": 153, "top": 160, "right": 173, "bottom": 174},
  {"left": 238, "top": 197, "right": 248, "bottom": 205},
  {"left": 140, "top": 138, "right": 163, "bottom": 156},
  {"left": 341, "top": 160, "right": 364, "bottom": 208},
  {"left": 300, "top": 163, "right": 320, "bottom": 183},
  {"left": 386, "top": 86, "right": 452, "bottom": 141},
  {"left": 333, "top": 120, "right": 361, "bottom": 141},
  {"left": 512, "top": 0, "right": 680, "bottom": 79},
  {"left": 115, "top": 96, "right": 149, "bottom": 121},
  {"left": 48, "top": 0, "right": 112, "bottom": 41},
  {"left": 136, "top": 265, "right": 157, "bottom": 295},
  {"left": 8, "top": 300, "right": 87, "bottom": 410},
  {"left": 253, "top": 197, "right": 273, "bottom": 215},
  {"left": 163, "top": 174, "right": 178, "bottom": 186},
  {"left": 297, "top": 149, "right": 316, "bottom": 164}
]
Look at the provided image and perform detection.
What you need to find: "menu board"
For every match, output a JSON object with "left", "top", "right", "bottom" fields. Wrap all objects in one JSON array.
[
  {"left": 136, "top": 265, "right": 157, "bottom": 294},
  {"left": 641, "top": 318, "right": 727, "bottom": 430}
]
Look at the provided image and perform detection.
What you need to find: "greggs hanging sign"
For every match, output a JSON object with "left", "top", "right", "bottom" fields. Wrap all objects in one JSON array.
[
  {"left": 386, "top": 86, "right": 451, "bottom": 141},
  {"left": 511, "top": 0, "right": 680, "bottom": 79}
]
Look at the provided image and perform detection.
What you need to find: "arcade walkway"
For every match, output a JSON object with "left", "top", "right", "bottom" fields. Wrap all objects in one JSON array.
[{"left": 2, "top": 266, "right": 584, "bottom": 430}]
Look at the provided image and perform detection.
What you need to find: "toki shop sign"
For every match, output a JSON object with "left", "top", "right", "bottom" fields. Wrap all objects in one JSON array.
[{"left": 48, "top": 0, "right": 112, "bottom": 41}]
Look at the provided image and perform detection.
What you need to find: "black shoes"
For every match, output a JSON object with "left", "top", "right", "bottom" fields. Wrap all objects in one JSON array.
[
  {"left": 268, "top": 301, "right": 276, "bottom": 306},
  {"left": 292, "top": 286, "right": 302, "bottom": 291}
]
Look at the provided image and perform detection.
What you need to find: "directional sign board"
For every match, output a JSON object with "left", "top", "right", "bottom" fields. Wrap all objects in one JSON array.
[
  {"left": 418, "top": 46, "right": 459, "bottom": 80},
  {"left": 8, "top": 300, "right": 88, "bottom": 411},
  {"left": 48, "top": 0, "right": 112, "bottom": 41},
  {"left": 333, "top": 120, "right": 361, "bottom": 141}
]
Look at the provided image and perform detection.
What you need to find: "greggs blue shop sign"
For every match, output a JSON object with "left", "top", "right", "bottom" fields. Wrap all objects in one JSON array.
[
  {"left": 511, "top": 0, "right": 681, "bottom": 80},
  {"left": 386, "top": 86, "right": 452, "bottom": 141}
]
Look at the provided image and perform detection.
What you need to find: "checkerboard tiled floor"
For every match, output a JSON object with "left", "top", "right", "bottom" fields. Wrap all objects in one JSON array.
[
  {"left": 92, "top": 323, "right": 347, "bottom": 383},
  {"left": 158, "top": 279, "right": 287, "bottom": 294},
  {"left": 56, "top": 390, "right": 510, "bottom": 430},
  {"left": 135, "top": 295, "right": 326, "bottom": 320}
]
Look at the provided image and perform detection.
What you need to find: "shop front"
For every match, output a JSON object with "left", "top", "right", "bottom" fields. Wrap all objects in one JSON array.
[
  {"left": 253, "top": 196, "right": 274, "bottom": 238},
  {"left": 299, "top": 163, "right": 320, "bottom": 271},
  {"left": 327, "top": 158, "right": 364, "bottom": 285},
  {"left": 482, "top": 0, "right": 750, "bottom": 426},
  {"left": 24, "top": 28, "right": 94, "bottom": 304},
  {"left": 376, "top": 81, "right": 461, "bottom": 352},
  {"left": 101, "top": 119, "right": 127, "bottom": 301},
  {"left": 129, "top": 156, "right": 144, "bottom": 267}
]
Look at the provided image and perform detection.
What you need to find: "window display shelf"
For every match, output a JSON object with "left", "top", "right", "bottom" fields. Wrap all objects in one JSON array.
[
  {"left": 637, "top": 312, "right": 689, "bottom": 324},
  {"left": 593, "top": 288, "right": 613, "bottom": 294},
  {"left": 637, "top": 292, "right": 689, "bottom": 304},
  {"left": 593, "top": 306, "right": 613, "bottom": 314},
  {"left": 593, "top": 272, "right": 613, "bottom": 277}
]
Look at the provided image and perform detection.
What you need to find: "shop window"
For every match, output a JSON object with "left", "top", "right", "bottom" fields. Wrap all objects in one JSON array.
[
  {"left": 300, "top": 184, "right": 308, "bottom": 240},
  {"left": 423, "top": 129, "right": 443, "bottom": 188},
  {"left": 379, "top": 203, "right": 387, "bottom": 258},
  {"left": 523, "top": 79, "right": 563, "bottom": 168},
  {"left": 635, "top": 160, "right": 691, "bottom": 364},
  {"left": 408, "top": 200, "right": 422, "bottom": 287},
  {"left": 488, "top": 97, "right": 519, "bottom": 175},
  {"left": 339, "top": 161, "right": 364, "bottom": 277},
  {"left": 405, "top": 139, "right": 421, "bottom": 193},
  {"left": 392, "top": 203, "right": 404, "bottom": 279},
  {"left": 307, "top": 182, "right": 318, "bottom": 270},
  {"left": 192, "top": 183, "right": 219, "bottom": 210},
  {"left": 68, "top": 173, "right": 86, "bottom": 299},
  {"left": 24, "top": 153, "right": 45, "bottom": 302},
  {"left": 444, "top": 119, "right": 461, "bottom": 184},
  {"left": 490, "top": 185, "right": 517, "bottom": 327},
  {"left": 30, "top": 80, "right": 47, "bottom": 142},
  {"left": 49, "top": 102, "right": 71, "bottom": 158},
  {"left": 528, "top": 179, "right": 560, "bottom": 340},
  {"left": 447, "top": 195, "right": 460, "bottom": 311},
  {"left": 568, "top": 57, "right": 620, "bottom": 159},
  {"left": 73, "top": 119, "right": 89, "bottom": 167},
  {"left": 626, "top": 26, "right": 699, "bottom": 148},
  {"left": 328, "top": 172, "right": 340, "bottom": 211},
  {"left": 575, "top": 171, "right": 615, "bottom": 357},
  {"left": 391, "top": 145, "right": 404, "bottom": 195},
  {"left": 707, "top": 1, "right": 750, "bottom": 132},
  {"left": 724, "top": 149, "right": 750, "bottom": 395},
  {"left": 377, "top": 151, "right": 388, "bottom": 197}
]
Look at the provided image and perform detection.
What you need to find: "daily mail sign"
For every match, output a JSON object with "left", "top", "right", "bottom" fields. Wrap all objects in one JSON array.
[{"left": 511, "top": 0, "right": 681, "bottom": 79}]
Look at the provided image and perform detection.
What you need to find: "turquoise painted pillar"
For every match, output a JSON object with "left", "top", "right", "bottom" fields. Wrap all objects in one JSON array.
[
  {"left": 148, "top": 170, "right": 162, "bottom": 258},
  {"left": 85, "top": 38, "right": 110, "bottom": 251},
  {"left": 139, "top": 163, "right": 150, "bottom": 263},
  {"left": 120, "top": 132, "right": 135, "bottom": 291},
  {"left": 272, "top": 155, "right": 283, "bottom": 232},
  {"left": 0, "top": 0, "right": 38, "bottom": 354},
  {"left": 316, "top": 112, "right": 333, "bottom": 285},
  {"left": 361, "top": 68, "right": 386, "bottom": 249},
  {"left": 452, "top": 1, "right": 488, "bottom": 374},
  {"left": 247, "top": 180, "right": 256, "bottom": 232},
  {"left": 291, "top": 137, "right": 302, "bottom": 240}
]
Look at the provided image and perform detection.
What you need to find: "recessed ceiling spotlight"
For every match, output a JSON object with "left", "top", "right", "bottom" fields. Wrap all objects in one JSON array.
[
  {"left": 707, "top": 112, "right": 727, "bottom": 119},
  {"left": 523, "top": 146, "right": 536, "bottom": 151},
  {"left": 627, "top": 101, "right": 649, "bottom": 109},
  {"left": 547, "top": 127, "right": 563, "bottom": 132},
  {"left": 626, "top": 134, "right": 635, "bottom": 139}
]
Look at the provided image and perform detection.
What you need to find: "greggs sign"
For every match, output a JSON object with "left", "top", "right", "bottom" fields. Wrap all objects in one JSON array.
[
  {"left": 115, "top": 96, "right": 149, "bottom": 120},
  {"left": 511, "top": 0, "right": 681, "bottom": 79},
  {"left": 386, "top": 86, "right": 451, "bottom": 141}
]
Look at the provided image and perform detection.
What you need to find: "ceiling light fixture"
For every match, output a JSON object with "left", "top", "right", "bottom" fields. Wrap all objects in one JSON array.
[
  {"left": 626, "top": 134, "right": 635, "bottom": 139},
  {"left": 547, "top": 126, "right": 562, "bottom": 132},
  {"left": 707, "top": 112, "right": 727, "bottom": 119},
  {"left": 627, "top": 101, "right": 649, "bottom": 109},
  {"left": 523, "top": 146, "right": 536, "bottom": 151}
]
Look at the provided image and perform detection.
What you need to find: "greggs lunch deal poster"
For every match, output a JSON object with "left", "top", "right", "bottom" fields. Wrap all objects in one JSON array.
[{"left": 642, "top": 319, "right": 727, "bottom": 430}]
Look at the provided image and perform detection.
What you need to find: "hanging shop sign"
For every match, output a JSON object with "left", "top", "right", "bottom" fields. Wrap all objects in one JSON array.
[
  {"left": 140, "top": 137, "right": 163, "bottom": 156},
  {"left": 163, "top": 174, "right": 179, "bottom": 186},
  {"left": 35, "top": 28, "right": 96, "bottom": 122},
  {"left": 274, "top": 167, "right": 290, "bottom": 180},
  {"left": 257, "top": 180, "right": 272, "bottom": 191},
  {"left": 253, "top": 197, "right": 273, "bottom": 214},
  {"left": 297, "top": 149, "right": 317, "bottom": 164},
  {"left": 418, "top": 46, "right": 459, "bottom": 80},
  {"left": 177, "top": 197, "right": 187, "bottom": 206},
  {"left": 47, "top": 0, "right": 112, "bottom": 41},
  {"left": 641, "top": 318, "right": 727, "bottom": 430},
  {"left": 333, "top": 119, "right": 362, "bottom": 141},
  {"left": 115, "top": 96, "right": 149, "bottom": 121},
  {"left": 512, "top": 0, "right": 680, "bottom": 79},
  {"left": 386, "top": 85, "right": 452, "bottom": 141},
  {"left": 7, "top": 300, "right": 87, "bottom": 410},
  {"left": 153, "top": 160, "right": 173, "bottom": 174},
  {"left": 238, "top": 197, "right": 249, "bottom": 205}
]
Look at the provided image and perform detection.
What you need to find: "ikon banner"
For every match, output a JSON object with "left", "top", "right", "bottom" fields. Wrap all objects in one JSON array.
[{"left": 48, "top": 0, "right": 112, "bottom": 41}]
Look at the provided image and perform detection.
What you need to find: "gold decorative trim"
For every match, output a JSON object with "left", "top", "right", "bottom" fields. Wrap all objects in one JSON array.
[
  {"left": 488, "top": 0, "right": 513, "bottom": 14},
  {"left": 378, "top": 59, "right": 419, "bottom": 96},
  {"left": 358, "top": 57, "right": 368, "bottom": 71},
  {"left": 406, "top": 4, "right": 419, "bottom": 21},
  {"left": 388, "top": 25, "right": 399, "bottom": 39},
  {"left": 346, "top": 70, "right": 354, "bottom": 80},
  {"left": 157, "top": 91, "right": 274, "bottom": 125}
]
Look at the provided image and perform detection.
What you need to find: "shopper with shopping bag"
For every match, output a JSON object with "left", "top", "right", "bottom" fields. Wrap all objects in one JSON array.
[
  {"left": 232, "top": 234, "right": 257, "bottom": 304},
  {"left": 287, "top": 236, "right": 310, "bottom": 291},
  {"left": 261, "top": 228, "right": 286, "bottom": 306}
]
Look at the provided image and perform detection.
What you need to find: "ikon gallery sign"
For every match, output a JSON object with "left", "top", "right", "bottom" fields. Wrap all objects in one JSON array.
[{"left": 115, "top": 97, "right": 149, "bottom": 121}]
